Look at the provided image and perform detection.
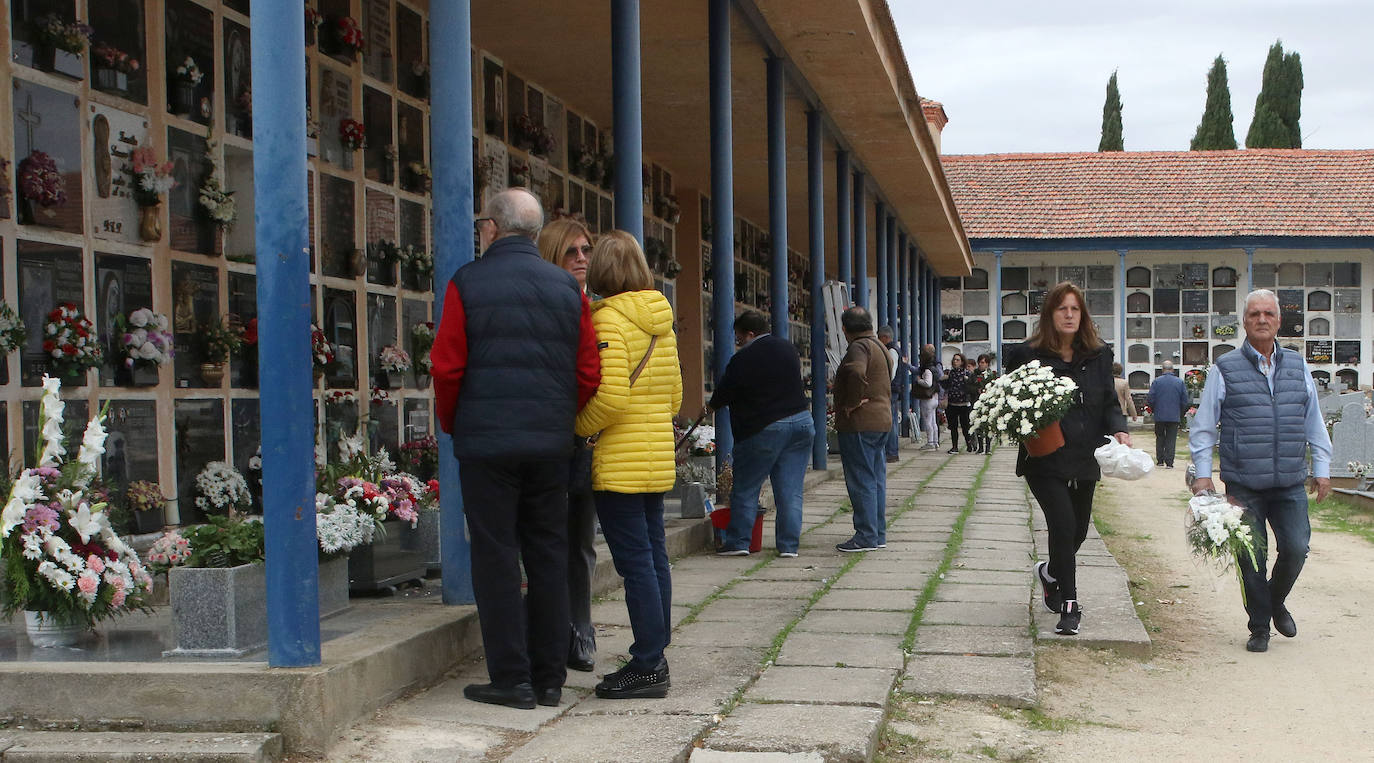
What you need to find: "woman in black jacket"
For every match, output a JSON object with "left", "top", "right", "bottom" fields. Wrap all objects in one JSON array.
[
  {"left": 1004, "top": 282, "right": 1130, "bottom": 636},
  {"left": 942, "top": 353, "right": 974, "bottom": 454}
]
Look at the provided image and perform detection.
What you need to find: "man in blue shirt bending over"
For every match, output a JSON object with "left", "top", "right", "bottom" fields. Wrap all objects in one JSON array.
[{"left": 1189, "top": 289, "right": 1331, "bottom": 654}]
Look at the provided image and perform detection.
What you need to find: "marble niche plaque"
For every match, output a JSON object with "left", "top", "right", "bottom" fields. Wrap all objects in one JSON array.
[
  {"left": 175, "top": 398, "right": 226, "bottom": 522},
  {"left": 90, "top": 105, "right": 149, "bottom": 244},
  {"left": 18, "top": 241, "right": 85, "bottom": 386},
  {"left": 171, "top": 261, "right": 220, "bottom": 388},
  {"left": 96, "top": 253, "right": 157, "bottom": 387},
  {"left": 102, "top": 399, "right": 159, "bottom": 485},
  {"left": 12, "top": 79, "right": 84, "bottom": 233},
  {"left": 1181, "top": 290, "right": 1208, "bottom": 314}
]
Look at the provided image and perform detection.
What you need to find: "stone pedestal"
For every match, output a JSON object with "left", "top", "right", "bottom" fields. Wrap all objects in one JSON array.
[
  {"left": 318, "top": 555, "right": 350, "bottom": 618},
  {"left": 167, "top": 562, "right": 267, "bottom": 657}
]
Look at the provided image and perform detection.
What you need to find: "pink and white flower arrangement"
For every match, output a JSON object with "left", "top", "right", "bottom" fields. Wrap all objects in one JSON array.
[
  {"left": 193, "top": 461, "right": 252, "bottom": 516},
  {"left": 378, "top": 344, "right": 411, "bottom": 374},
  {"left": 370, "top": 387, "right": 393, "bottom": 406},
  {"left": 175, "top": 56, "right": 203, "bottom": 86},
  {"left": 312, "top": 324, "right": 337, "bottom": 372},
  {"left": 127, "top": 146, "right": 175, "bottom": 207},
  {"left": 1, "top": 376, "right": 154, "bottom": 628},
  {"left": 92, "top": 41, "right": 140, "bottom": 75},
  {"left": 378, "top": 473, "right": 423, "bottom": 525},
  {"left": 118, "top": 308, "right": 173, "bottom": 369},
  {"left": 146, "top": 529, "right": 190, "bottom": 573},
  {"left": 323, "top": 389, "right": 358, "bottom": 405}
]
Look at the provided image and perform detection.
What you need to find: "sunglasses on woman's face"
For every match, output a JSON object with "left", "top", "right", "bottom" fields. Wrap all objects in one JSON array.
[{"left": 564, "top": 244, "right": 593, "bottom": 258}]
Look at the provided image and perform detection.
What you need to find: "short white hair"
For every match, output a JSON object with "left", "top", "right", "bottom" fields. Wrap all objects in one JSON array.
[{"left": 1244, "top": 288, "right": 1281, "bottom": 318}]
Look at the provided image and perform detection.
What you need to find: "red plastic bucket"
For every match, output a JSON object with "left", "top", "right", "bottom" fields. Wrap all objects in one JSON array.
[{"left": 709, "top": 507, "right": 765, "bottom": 553}]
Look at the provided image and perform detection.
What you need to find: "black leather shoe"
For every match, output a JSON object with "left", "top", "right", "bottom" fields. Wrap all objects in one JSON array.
[
  {"left": 1246, "top": 632, "right": 1270, "bottom": 653},
  {"left": 535, "top": 687, "right": 562, "bottom": 707},
  {"left": 1273, "top": 606, "right": 1298, "bottom": 638},
  {"left": 568, "top": 629, "right": 596, "bottom": 672},
  {"left": 463, "top": 682, "right": 536, "bottom": 709}
]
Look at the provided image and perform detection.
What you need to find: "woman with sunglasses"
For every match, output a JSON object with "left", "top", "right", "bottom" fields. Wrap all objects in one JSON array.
[{"left": 538, "top": 218, "right": 599, "bottom": 673}]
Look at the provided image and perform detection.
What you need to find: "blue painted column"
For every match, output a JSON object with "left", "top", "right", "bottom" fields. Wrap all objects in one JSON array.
[
  {"left": 807, "top": 110, "right": 827, "bottom": 470},
  {"left": 766, "top": 56, "right": 788, "bottom": 339},
  {"left": 835, "top": 151, "right": 852, "bottom": 299},
  {"left": 931, "top": 269, "right": 941, "bottom": 358},
  {"left": 1117, "top": 249, "right": 1128, "bottom": 360},
  {"left": 993, "top": 250, "right": 1004, "bottom": 361},
  {"left": 897, "top": 233, "right": 910, "bottom": 433},
  {"left": 431, "top": 0, "right": 476, "bottom": 605},
  {"left": 1244, "top": 246, "right": 1256, "bottom": 292},
  {"left": 908, "top": 246, "right": 918, "bottom": 355},
  {"left": 915, "top": 257, "right": 925, "bottom": 347},
  {"left": 251, "top": 0, "right": 319, "bottom": 667},
  {"left": 886, "top": 219, "right": 898, "bottom": 331},
  {"left": 874, "top": 202, "right": 887, "bottom": 327},
  {"left": 612, "top": 0, "right": 643, "bottom": 243},
  {"left": 709, "top": 0, "right": 735, "bottom": 466},
  {"left": 852, "top": 173, "right": 867, "bottom": 309}
]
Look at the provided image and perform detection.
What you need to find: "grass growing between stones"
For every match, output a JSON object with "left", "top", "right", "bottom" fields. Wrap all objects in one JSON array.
[{"left": 676, "top": 554, "right": 774, "bottom": 627}]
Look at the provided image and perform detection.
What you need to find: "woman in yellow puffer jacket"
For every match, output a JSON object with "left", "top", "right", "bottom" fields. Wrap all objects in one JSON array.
[{"left": 575, "top": 230, "right": 682, "bottom": 700}]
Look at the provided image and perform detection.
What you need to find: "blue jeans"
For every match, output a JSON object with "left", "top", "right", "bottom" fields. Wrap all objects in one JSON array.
[
  {"left": 1225, "top": 482, "right": 1311, "bottom": 635},
  {"left": 724, "top": 411, "right": 815, "bottom": 554},
  {"left": 594, "top": 491, "right": 672, "bottom": 671},
  {"left": 838, "top": 430, "right": 888, "bottom": 547},
  {"left": 885, "top": 398, "right": 900, "bottom": 459}
]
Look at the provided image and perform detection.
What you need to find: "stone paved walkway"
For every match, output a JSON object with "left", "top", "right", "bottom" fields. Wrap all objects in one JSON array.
[{"left": 327, "top": 443, "right": 1146, "bottom": 762}]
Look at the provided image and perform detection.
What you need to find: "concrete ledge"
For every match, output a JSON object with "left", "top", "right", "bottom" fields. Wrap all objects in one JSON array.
[{"left": 0, "top": 731, "right": 282, "bottom": 762}]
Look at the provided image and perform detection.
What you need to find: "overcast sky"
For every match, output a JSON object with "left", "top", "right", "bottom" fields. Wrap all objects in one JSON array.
[{"left": 892, "top": 0, "right": 1374, "bottom": 155}]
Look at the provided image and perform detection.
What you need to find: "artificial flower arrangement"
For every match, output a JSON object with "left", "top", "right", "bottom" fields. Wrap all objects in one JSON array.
[
  {"left": 335, "top": 16, "right": 365, "bottom": 53},
  {"left": 399, "top": 245, "right": 433, "bottom": 279},
  {"left": 399, "top": 434, "right": 438, "bottom": 481},
  {"left": 339, "top": 119, "right": 366, "bottom": 152},
  {"left": 43, "top": 304, "right": 103, "bottom": 378},
  {"left": 1186, "top": 491, "right": 1258, "bottom": 601},
  {"left": 146, "top": 529, "right": 190, "bottom": 572},
  {"left": 199, "top": 317, "right": 242, "bottom": 364},
  {"left": 312, "top": 324, "right": 337, "bottom": 375},
  {"left": 1213, "top": 324, "right": 1236, "bottom": 337},
  {"left": 31, "top": 14, "right": 93, "bottom": 54},
  {"left": 305, "top": 6, "right": 324, "bottom": 37},
  {"left": 175, "top": 56, "right": 204, "bottom": 86},
  {"left": 18, "top": 151, "right": 67, "bottom": 209},
  {"left": 0, "top": 301, "right": 29, "bottom": 355},
  {"left": 198, "top": 140, "right": 236, "bottom": 226},
  {"left": 116, "top": 308, "right": 174, "bottom": 369},
  {"left": 1184, "top": 368, "right": 1207, "bottom": 396},
  {"left": 970, "top": 360, "right": 1077, "bottom": 446},
  {"left": 125, "top": 480, "right": 166, "bottom": 517},
  {"left": 366, "top": 239, "right": 399, "bottom": 265},
  {"left": 150, "top": 516, "right": 264, "bottom": 571},
  {"left": 324, "top": 389, "right": 358, "bottom": 405},
  {"left": 91, "top": 41, "right": 140, "bottom": 75},
  {"left": 378, "top": 344, "right": 412, "bottom": 374},
  {"left": 316, "top": 433, "right": 422, "bottom": 552},
  {"left": 370, "top": 387, "right": 394, "bottom": 406},
  {"left": 126, "top": 145, "right": 176, "bottom": 207},
  {"left": 513, "top": 113, "right": 556, "bottom": 156},
  {"left": 410, "top": 322, "right": 435, "bottom": 374},
  {"left": 0, "top": 376, "right": 154, "bottom": 629},
  {"left": 193, "top": 461, "right": 252, "bottom": 517},
  {"left": 508, "top": 157, "right": 531, "bottom": 187},
  {"left": 654, "top": 194, "right": 681, "bottom": 224}
]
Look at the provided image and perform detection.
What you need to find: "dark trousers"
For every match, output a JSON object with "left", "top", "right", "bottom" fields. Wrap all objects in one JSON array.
[
  {"left": 567, "top": 484, "right": 597, "bottom": 647},
  {"left": 947, "top": 405, "right": 972, "bottom": 450},
  {"left": 1154, "top": 421, "right": 1180, "bottom": 466},
  {"left": 1225, "top": 482, "right": 1311, "bottom": 635},
  {"left": 594, "top": 491, "right": 672, "bottom": 672},
  {"left": 1025, "top": 474, "right": 1098, "bottom": 602},
  {"left": 459, "top": 458, "right": 570, "bottom": 690}
]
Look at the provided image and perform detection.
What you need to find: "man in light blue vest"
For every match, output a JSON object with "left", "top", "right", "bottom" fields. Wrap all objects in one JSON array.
[{"left": 1189, "top": 289, "right": 1331, "bottom": 654}]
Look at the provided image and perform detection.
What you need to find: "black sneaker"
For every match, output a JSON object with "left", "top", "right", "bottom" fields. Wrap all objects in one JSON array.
[
  {"left": 1246, "top": 631, "right": 1270, "bottom": 652},
  {"left": 1035, "top": 562, "right": 1062, "bottom": 613},
  {"left": 947, "top": 447, "right": 959, "bottom": 454},
  {"left": 1056, "top": 600, "right": 1081, "bottom": 635},
  {"left": 836, "top": 539, "right": 878, "bottom": 553},
  {"left": 595, "top": 662, "right": 669, "bottom": 699}
]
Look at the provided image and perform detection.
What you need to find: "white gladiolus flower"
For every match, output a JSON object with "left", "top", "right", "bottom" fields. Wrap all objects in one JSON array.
[{"left": 77, "top": 413, "right": 109, "bottom": 473}]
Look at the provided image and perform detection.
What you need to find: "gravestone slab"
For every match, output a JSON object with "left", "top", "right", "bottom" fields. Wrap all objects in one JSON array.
[{"left": 1330, "top": 401, "right": 1374, "bottom": 477}]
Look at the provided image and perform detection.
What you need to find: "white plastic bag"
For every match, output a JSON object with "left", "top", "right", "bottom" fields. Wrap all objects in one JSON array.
[{"left": 1094, "top": 436, "right": 1154, "bottom": 480}]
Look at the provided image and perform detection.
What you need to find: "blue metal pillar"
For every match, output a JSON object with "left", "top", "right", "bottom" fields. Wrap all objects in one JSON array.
[
  {"left": 874, "top": 202, "right": 887, "bottom": 327},
  {"left": 915, "top": 257, "right": 925, "bottom": 347},
  {"left": 1244, "top": 246, "right": 1256, "bottom": 293},
  {"left": 852, "top": 173, "right": 867, "bottom": 309},
  {"left": 835, "top": 151, "right": 851, "bottom": 299},
  {"left": 931, "top": 268, "right": 941, "bottom": 359},
  {"left": 897, "top": 233, "right": 910, "bottom": 433},
  {"left": 612, "top": 0, "right": 643, "bottom": 243},
  {"left": 807, "top": 110, "right": 827, "bottom": 470},
  {"left": 908, "top": 245, "right": 918, "bottom": 356},
  {"left": 766, "top": 56, "right": 788, "bottom": 339},
  {"left": 887, "top": 219, "right": 898, "bottom": 331},
  {"left": 709, "top": 0, "right": 735, "bottom": 466},
  {"left": 252, "top": 0, "right": 319, "bottom": 667},
  {"left": 1117, "top": 249, "right": 1128, "bottom": 360},
  {"left": 431, "top": 0, "right": 476, "bottom": 605},
  {"left": 993, "top": 250, "right": 1004, "bottom": 361}
]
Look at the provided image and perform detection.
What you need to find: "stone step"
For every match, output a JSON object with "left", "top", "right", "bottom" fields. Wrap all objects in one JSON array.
[{"left": 0, "top": 732, "right": 282, "bottom": 762}]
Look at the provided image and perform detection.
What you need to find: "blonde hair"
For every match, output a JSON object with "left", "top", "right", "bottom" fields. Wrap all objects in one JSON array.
[
  {"left": 586, "top": 230, "right": 653, "bottom": 296},
  {"left": 537, "top": 218, "right": 594, "bottom": 267}
]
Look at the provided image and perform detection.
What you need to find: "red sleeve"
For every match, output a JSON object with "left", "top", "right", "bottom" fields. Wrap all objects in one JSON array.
[
  {"left": 430, "top": 281, "right": 467, "bottom": 435},
  {"left": 576, "top": 293, "right": 601, "bottom": 410}
]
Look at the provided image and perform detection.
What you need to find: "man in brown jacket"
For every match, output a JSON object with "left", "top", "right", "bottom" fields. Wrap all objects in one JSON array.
[{"left": 833, "top": 307, "right": 892, "bottom": 552}]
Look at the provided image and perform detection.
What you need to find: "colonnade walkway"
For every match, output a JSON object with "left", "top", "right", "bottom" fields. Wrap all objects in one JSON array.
[{"left": 329, "top": 443, "right": 1146, "bottom": 761}]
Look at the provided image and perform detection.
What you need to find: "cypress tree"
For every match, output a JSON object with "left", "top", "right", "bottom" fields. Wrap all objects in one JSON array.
[
  {"left": 1190, "top": 55, "right": 1237, "bottom": 150},
  {"left": 1098, "top": 71, "right": 1124, "bottom": 152},
  {"left": 1245, "top": 41, "right": 1304, "bottom": 148}
]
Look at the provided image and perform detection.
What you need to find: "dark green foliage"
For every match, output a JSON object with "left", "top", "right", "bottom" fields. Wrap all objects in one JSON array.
[
  {"left": 1098, "top": 71, "right": 1124, "bottom": 152},
  {"left": 1191, "top": 55, "right": 1238, "bottom": 150},
  {"left": 1245, "top": 41, "right": 1304, "bottom": 148},
  {"left": 184, "top": 515, "right": 266, "bottom": 568}
]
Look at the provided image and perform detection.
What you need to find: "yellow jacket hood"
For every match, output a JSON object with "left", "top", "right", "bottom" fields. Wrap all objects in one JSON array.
[{"left": 594, "top": 290, "right": 675, "bottom": 338}]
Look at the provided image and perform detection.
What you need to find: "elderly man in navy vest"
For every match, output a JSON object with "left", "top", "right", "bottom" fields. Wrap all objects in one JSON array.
[
  {"left": 431, "top": 188, "right": 601, "bottom": 709},
  {"left": 1189, "top": 289, "right": 1331, "bottom": 654}
]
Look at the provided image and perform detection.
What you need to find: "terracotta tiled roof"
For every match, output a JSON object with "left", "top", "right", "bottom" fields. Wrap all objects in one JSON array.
[{"left": 941, "top": 150, "right": 1374, "bottom": 240}]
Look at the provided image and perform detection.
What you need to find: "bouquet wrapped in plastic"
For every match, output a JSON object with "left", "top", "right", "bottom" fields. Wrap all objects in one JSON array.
[{"left": 1186, "top": 491, "right": 1259, "bottom": 601}]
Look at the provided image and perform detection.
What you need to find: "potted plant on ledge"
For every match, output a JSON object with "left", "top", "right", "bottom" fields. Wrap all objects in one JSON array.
[
  {"left": 377, "top": 344, "right": 411, "bottom": 390},
  {"left": 198, "top": 318, "right": 241, "bottom": 387},
  {"left": 127, "top": 146, "right": 175, "bottom": 242},
  {"left": 29, "top": 14, "right": 92, "bottom": 78},
  {"left": 410, "top": 322, "right": 435, "bottom": 388},
  {"left": 124, "top": 480, "right": 167, "bottom": 534}
]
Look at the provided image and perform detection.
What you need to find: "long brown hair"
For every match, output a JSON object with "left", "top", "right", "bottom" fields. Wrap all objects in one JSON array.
[{"left": 1028, "top": 281, "right": 1102, "bottom": 356}]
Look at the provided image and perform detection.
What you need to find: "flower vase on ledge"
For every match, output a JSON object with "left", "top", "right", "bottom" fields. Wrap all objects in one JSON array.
[
  {"left": 25, "top": 611, "right": 88, "bottom": 648},
  {"left": 139, "top": 203, "right": 162, "bottom": 242},
  {"left": 200, "top": 362, "right": 226, "bottom": 386}
]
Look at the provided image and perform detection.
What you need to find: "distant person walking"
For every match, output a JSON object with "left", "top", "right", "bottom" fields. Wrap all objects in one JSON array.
[
  {"left": 970, "top": 353, "right": 998, "bottom": 454},
  {"left": 1147, "top": 360, "right": 1189, "bottom": 469},
  {"left": 1113, "top": 362, "right": 1137, "bottom": 421},
  {"left": 913, "top": 345, "right": 940, "bottom": 449},
  {"left": 832, "top": 306, "right": 892, "bottom": 552},
  {"left": 707, "top": 310, "right": 813, "bottom": 558},
  {"left": 942, "top": 353, "right": 974, "bottom": 454}
]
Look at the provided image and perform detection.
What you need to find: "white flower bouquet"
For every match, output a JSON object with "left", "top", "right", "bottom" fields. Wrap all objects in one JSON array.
[
  {"left": 1186, "top": 492, "right": 1259, "bottom": 600},
  {"left": 0, "top": 301, "right": 28, "bottom": 355},
  {"left": 378, "top": 344, "right": 411, "bottom": 374},
  {"left": 193, "top": 461, "right": 252, "bottom": 516},
  {"left": 314, "top": 491, "right": 376, "bottom": 555},
  {"left": 118, "top": 308, "right": 174, "bottom": 368},
  {"left": 0, "top": 376, "right": 154, "bottom": 628},
  {"left": 970, "top": 360, "right": 1077, "bottom": 444}
]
